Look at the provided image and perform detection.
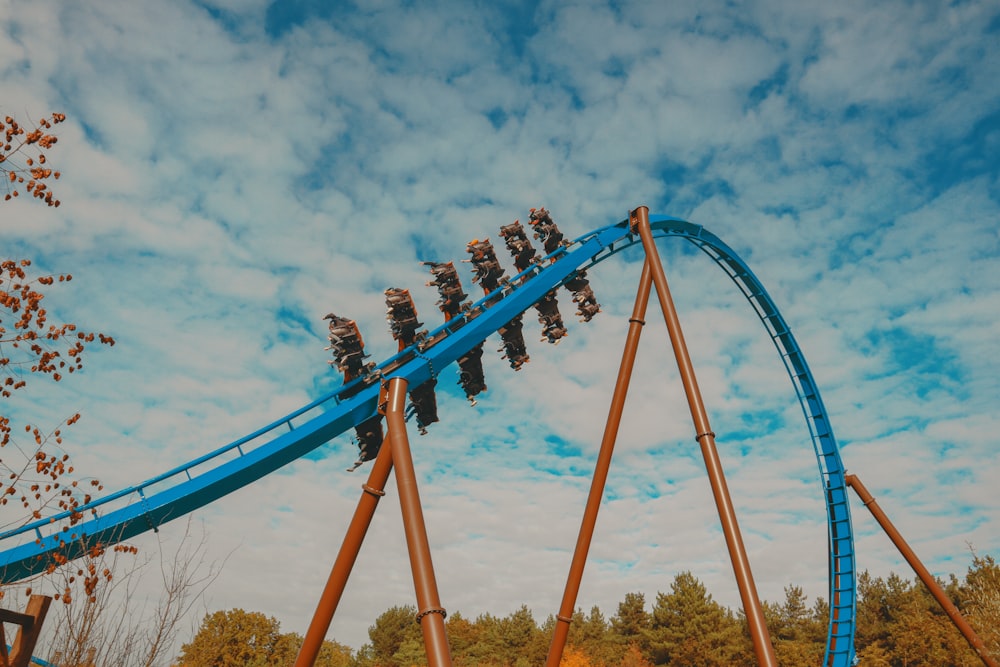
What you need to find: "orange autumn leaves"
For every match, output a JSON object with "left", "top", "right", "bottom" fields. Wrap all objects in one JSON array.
[
  {"left": 1, "top": 111, "right": 66, "bottom": 207},
  {"left": 1, "top": 257, "right": 115, "bottom": 573},
  {"left": 1, "top": 258, "right": 115, "bottom": 404},
  {"left": 2, "top": 118, "right": 120, "bottom": 601}
]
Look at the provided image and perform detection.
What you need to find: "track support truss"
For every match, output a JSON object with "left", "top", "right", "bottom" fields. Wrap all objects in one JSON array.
[
  {"left": 297, "top": 207, "right": 782, "bottom": 667},
  {"left": 545, "top": 207, "right": 779, "bottom": 667},
  {"left": 295, "top": 378, "right": 453, "bottom": 667}
]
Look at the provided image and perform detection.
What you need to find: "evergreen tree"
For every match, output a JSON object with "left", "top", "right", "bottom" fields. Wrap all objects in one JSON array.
[
  {"left": 460, "top": 612, "right": 505, "bottom": 666},
  {"left": 962, "top": 551, "right": 1000, "bottom": 660},
  {"left": 445, "top": 611, "right": 481, "bottom": 666},
  {"left": 360, "top": 605, "right": 423, "bottom": 667},
  {"left": 391, "top": 637, "right": 428, "bottom": 667},
  {"left": 764, "top": 585, "right": 825, "bottom": 665},
  {"left": 611, "top": 592, "right": 650, "bottom": 642},
  {"left": 486, "top": 605, "right": 542, "bottom": 666},
  {"left": 855, "top": 570, "right": 909, "bottom": 654},
  {"left": 644, "top": 572, "right": 746, "bottom": 666},
  {"left": 500, "top": 604, "right": 541, "bottom": 661},
  {"left": 569, "top": 605, "right": 622, "bottom": 666}
]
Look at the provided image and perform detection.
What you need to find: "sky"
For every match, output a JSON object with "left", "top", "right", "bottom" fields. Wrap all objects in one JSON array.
[{"left": 2, "top": 0, "right": 999, "bottom": 656}]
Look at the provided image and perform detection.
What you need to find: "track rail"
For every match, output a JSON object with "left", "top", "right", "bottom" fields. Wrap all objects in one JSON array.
[{"left": 0, "top": 215, "right": 856, "bottom": 665}]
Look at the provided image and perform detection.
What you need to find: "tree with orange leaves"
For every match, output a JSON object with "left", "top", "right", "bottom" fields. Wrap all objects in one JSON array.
[
  {"left": 2, "top": 112, "right": 221, "bottom": 667},
  {"left": 1, "top": 111, "right": 116, "bottom": 604}
]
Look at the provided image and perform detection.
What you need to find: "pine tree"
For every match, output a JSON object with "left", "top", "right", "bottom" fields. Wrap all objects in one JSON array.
[
  {"left": 963, "top": 551, "right": 1000, "bottom": 660},
  {"left": 611, "top": 592, "right": 650, "bottom": 641},
  {"left": 644, "top": 572, "right": 746, "bottom": 666},
  {"left": 359, "top": 605, "right": 422, "bottom": 667},
  {"left": 764, "top": 585, "right": 825, "bottom": 666}
]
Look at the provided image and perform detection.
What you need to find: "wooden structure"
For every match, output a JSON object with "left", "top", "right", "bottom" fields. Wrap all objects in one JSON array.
[{"left": 0, "top": 595, "right": 51, "bottom": 667}]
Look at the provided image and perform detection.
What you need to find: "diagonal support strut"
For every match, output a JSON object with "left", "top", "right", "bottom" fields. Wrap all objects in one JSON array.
[
  {"left": 295, "top": 378, "right": 453, "bottom": 667},
  {"left": 632, "top": 205, "right": 778, "bottom": 667},
  {"left": 545, "top": 258, "right": 654, "bottom": 666},
  {"left": 385, "top": 377, "right": 453, "bottom": 667}
]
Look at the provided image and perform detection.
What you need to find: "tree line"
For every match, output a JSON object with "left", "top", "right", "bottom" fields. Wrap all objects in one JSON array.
[{"left": 174, "top": 553, "right": 999, "bottom": 667}]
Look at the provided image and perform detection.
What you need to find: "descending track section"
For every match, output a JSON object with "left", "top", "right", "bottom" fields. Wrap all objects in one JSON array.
[{"left": 0, "top": 214, "right": 856, "bottom": 665}]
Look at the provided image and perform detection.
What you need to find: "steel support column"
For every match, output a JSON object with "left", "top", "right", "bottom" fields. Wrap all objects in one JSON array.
[
  {"left": 847, "top": 474, "right": 998, "bottom": 667},
  {"left": 545, "top": 258, "right": 654, "bottom": 667},
  {"left": 385, "top": 377, "right": 453, "bottom": 667},
  {"left": 633, "top": 205, "right": 778, "bottom": 667},
  {"left": 295, "top": 396, "right": 395, "bottom": 667}
]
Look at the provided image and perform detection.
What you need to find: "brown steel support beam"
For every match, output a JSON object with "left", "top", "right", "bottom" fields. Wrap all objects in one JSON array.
[
  {"left": 385, "top": 377, "right": 453, "bottom": 667},
  {"left": 545, "top": 259, "right": 655, "bottom": 667},
  {"left": 632, "top": 205, "right": 778, "bottom": 667},
  {"left": 295, "top": 402, "right": 396, "bottom": 667},
  {"left": 846, "top": 474, "right": 998, "bottom": 667}
]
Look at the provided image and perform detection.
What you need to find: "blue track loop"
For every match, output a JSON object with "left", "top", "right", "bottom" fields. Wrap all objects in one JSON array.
[{"left": 0, "top": 215, "right": 855, "bottom": 665}]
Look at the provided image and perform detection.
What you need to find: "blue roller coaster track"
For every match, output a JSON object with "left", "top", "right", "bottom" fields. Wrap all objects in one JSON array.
[{"left": 0, "top": 215, "right": 857, "bottom": 665}]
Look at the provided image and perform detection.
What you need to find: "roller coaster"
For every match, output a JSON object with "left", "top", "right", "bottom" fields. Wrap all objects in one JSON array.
[{"left": 1, "top": 207, "right": 994, "bottom": 667}]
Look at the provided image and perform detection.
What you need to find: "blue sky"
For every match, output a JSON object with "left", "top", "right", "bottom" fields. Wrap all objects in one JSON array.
[{"left": 3, "top": 0, "right": 999, "bottom": 654}]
